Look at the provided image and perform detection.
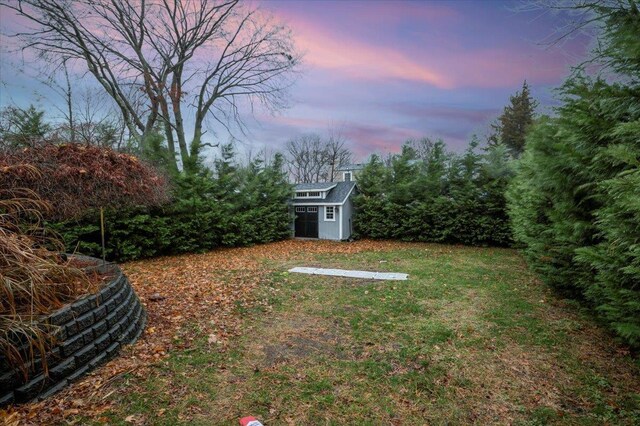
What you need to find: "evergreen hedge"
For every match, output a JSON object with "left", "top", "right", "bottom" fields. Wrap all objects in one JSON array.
[
  {"left": 354, "top": 139, "right": 513, "bottom": 247},
  {"left": 507, "top": 3, "right": 640, "bottom": 346},
  {"left": 51, "top": 147, "right": 293, "bottom": 262}
]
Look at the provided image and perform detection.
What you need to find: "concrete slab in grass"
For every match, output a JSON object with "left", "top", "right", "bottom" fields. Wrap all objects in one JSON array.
[{"left": 288, "top": 267, "right": 408, "bottom": 281}]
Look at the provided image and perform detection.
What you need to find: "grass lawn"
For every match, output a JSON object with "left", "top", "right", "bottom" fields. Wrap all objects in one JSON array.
[{"left": 9, "top": 241, "right": 640, "bottom": 425}]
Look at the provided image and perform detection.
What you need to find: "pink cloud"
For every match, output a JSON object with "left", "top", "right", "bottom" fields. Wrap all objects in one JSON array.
[
  {"left": 253, "top": 112, "right": 423, "bottom": 159},
  {"left": 435, "top": 47, "right": 575, "bottom": 88},
  {"left": 278, "top": 15, "right": 454, "bottom": 89},
  {"left": 269, "top": 5, "right": 579, "bottom": 90},
  {"left": 341, "top": 123, "right": 422, "bottom": 158},
  {"left": 268, "top": 115, "right": 331, "bottom": 129}
]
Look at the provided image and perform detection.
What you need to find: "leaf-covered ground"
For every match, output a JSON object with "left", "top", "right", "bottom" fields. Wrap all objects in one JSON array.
[{"left": 2, "top": 240, "right": 639, "bottom": 425}]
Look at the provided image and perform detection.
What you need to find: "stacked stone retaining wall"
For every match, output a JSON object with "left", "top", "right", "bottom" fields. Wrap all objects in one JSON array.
[{"left": 0, "top": 259, "right": 146, "bottom": 406}]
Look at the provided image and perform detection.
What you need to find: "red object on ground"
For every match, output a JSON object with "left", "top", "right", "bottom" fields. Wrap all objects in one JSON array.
[{"left": 239, "top": 416, "right": 264, "bottom": 426}]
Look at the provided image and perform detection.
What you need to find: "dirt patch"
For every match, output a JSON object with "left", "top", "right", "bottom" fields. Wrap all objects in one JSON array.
[
  {"left": 248, "top": 314, "right": 351, "bottom": 368},
  {"left": 199, "top": 312, "right": 354, "bottom": 423},
  {"left": 264, "top": 334, "right": 338, "bottom": 366}
]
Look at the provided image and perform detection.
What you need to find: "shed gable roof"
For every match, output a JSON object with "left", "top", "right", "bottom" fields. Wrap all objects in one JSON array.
[{"left": 294, "top": 182, "right": 337, "bottom": 192}]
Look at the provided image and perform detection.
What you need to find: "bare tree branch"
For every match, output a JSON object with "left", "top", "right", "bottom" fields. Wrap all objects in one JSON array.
[
  {"left": 285, "top": 131, "right": 353, "bottom": 183},
  {"left": 5, "top": 0, "right": 302, "bottom": 173}
]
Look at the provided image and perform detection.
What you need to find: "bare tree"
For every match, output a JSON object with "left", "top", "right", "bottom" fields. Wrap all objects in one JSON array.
[
  {"left": 324, "top": 130, "right": 352, "bottom": 182},
  {"left": 59, "top": 57, "right": 75, "bottom": 143},
  {"left": 69, "top": 88, "right": 127, "bottom": 149},
  {"left": 285, "top": 133, "right": 326, "bottom": 183},
  {"left": 285, "top": 131, "right": 352, "bottom": 183},
  {"left": 6, "top": 0, "right": 301, "bottom": 173},
  {"left": 43, "top": 77, "right": 128, "bottom": 150},
  {"left": 405, "top": 137, "right": 434, "bottom": 161}
]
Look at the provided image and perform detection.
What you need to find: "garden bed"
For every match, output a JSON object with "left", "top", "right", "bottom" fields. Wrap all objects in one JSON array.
[{"left": 0, "top": 257, "right": 146, "bottom": 406}]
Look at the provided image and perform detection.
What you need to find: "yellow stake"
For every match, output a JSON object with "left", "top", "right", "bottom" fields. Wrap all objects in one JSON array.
[{"left": 100, "top": 207, "right": 106, "bottom": 265}]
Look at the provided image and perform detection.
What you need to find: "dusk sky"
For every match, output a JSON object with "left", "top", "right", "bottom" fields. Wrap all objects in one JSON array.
[{"left": 0, "top": 0, "right": 592, "bottom": 160}]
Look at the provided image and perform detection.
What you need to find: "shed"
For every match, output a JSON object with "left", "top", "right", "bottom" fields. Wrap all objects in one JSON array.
[{"left": 290, "top": 181, "right": 357, "bottom": 240}]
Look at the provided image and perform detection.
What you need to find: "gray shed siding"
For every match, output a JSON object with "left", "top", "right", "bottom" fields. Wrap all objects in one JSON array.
[
  {"left": 341, "top": 197, "right": 354, "bottom": 240},
  {"left": 318, "top": 206, "right": 340, "bottom": 240}
]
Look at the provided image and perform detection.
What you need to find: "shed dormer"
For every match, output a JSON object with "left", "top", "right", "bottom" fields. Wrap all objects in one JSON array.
[{"left": 293, "top": 183, "right": 337, "bottom": 200}]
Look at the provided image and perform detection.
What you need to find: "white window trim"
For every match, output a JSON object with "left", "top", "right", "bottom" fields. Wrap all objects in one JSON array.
[
  {"left": 295, "top": 206, "right": 306, "bottom": 213},
  {"left": 307, "top": 206, "right": 318, "bottom": 213},
  {"left": 324, "top": 206, "right": 336, "bottom": 221},
  {"left": 294, "top": 191, "right": 323, "bottom": 199},
  {"left": 343, "top": 171, "right": 352, "bottom": 182}
]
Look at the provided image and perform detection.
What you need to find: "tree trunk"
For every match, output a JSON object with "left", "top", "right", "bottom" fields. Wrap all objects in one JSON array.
[
  {"left": 170, "top": 73, "right": 190, "bottom": 171},
  {"left": 158, "top": 98, "right": 179, "bottom": 174},
  {"left": 63, "top": 59, "right": 75, "bottom": 143}
]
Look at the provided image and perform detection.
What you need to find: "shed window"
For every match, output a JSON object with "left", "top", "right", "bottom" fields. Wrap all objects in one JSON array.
[
  {"left": 325, "top": 206, "right": 335, "bottom": 221},
  {"left": 295, "top": 207, "right": 306, "bottom": 213},
  {"left": 307, "top": 207, "right": 318, "bottom": 213},
  {"left": 295, "top": 191, "right": 322, "bottom": 198}
]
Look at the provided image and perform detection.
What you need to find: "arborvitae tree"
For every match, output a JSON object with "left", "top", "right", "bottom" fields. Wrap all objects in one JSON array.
[
  {"left": 353, "top": 155, "right": 393, "bottom": 239},
  {"left": 241, "top": 153, "right": 293, "bottom": 243},
  {"left": 507, "top": 1, "right": 640, "bottom": 346},
  {"left": 477, "top": 142, "right": 514, "bottom": 246},
  {"left": 388, "top": 145, "right": 419, "bottom": 205},
  {"left": 491, "top": 81, "right": 538, "bottom": 158},
  {"left": 461, "top": 136, "right": 481, "bottom": 182},
  {"left": 213, "top": 144, "right": 241, "bottom": 204},
  {"left": 420, "top": 139, "right": 449, "bottom": 199},
  {"left": 357, "top": 154, "right": 388, "bottom": 197},
  {"left": 140, "top": 130, "right": 177, "bottom": 177}
]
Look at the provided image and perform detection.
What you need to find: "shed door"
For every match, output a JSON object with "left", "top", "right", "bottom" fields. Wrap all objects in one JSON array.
[{"left": 294, "top": 206, "right": 318, "bottom": 238}]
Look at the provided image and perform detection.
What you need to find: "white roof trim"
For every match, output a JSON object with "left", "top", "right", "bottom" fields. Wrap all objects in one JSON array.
[
  {"left": 291, "top": 201, "right": 344, "bottom": 206},
  {"left": 342, "top": 183, "right": 357, "bottom": 202}
]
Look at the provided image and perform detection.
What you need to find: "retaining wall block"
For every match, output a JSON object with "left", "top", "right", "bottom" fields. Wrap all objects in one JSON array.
[{"left": 0, "top": 257, "right": 146, "bottom": 406}]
